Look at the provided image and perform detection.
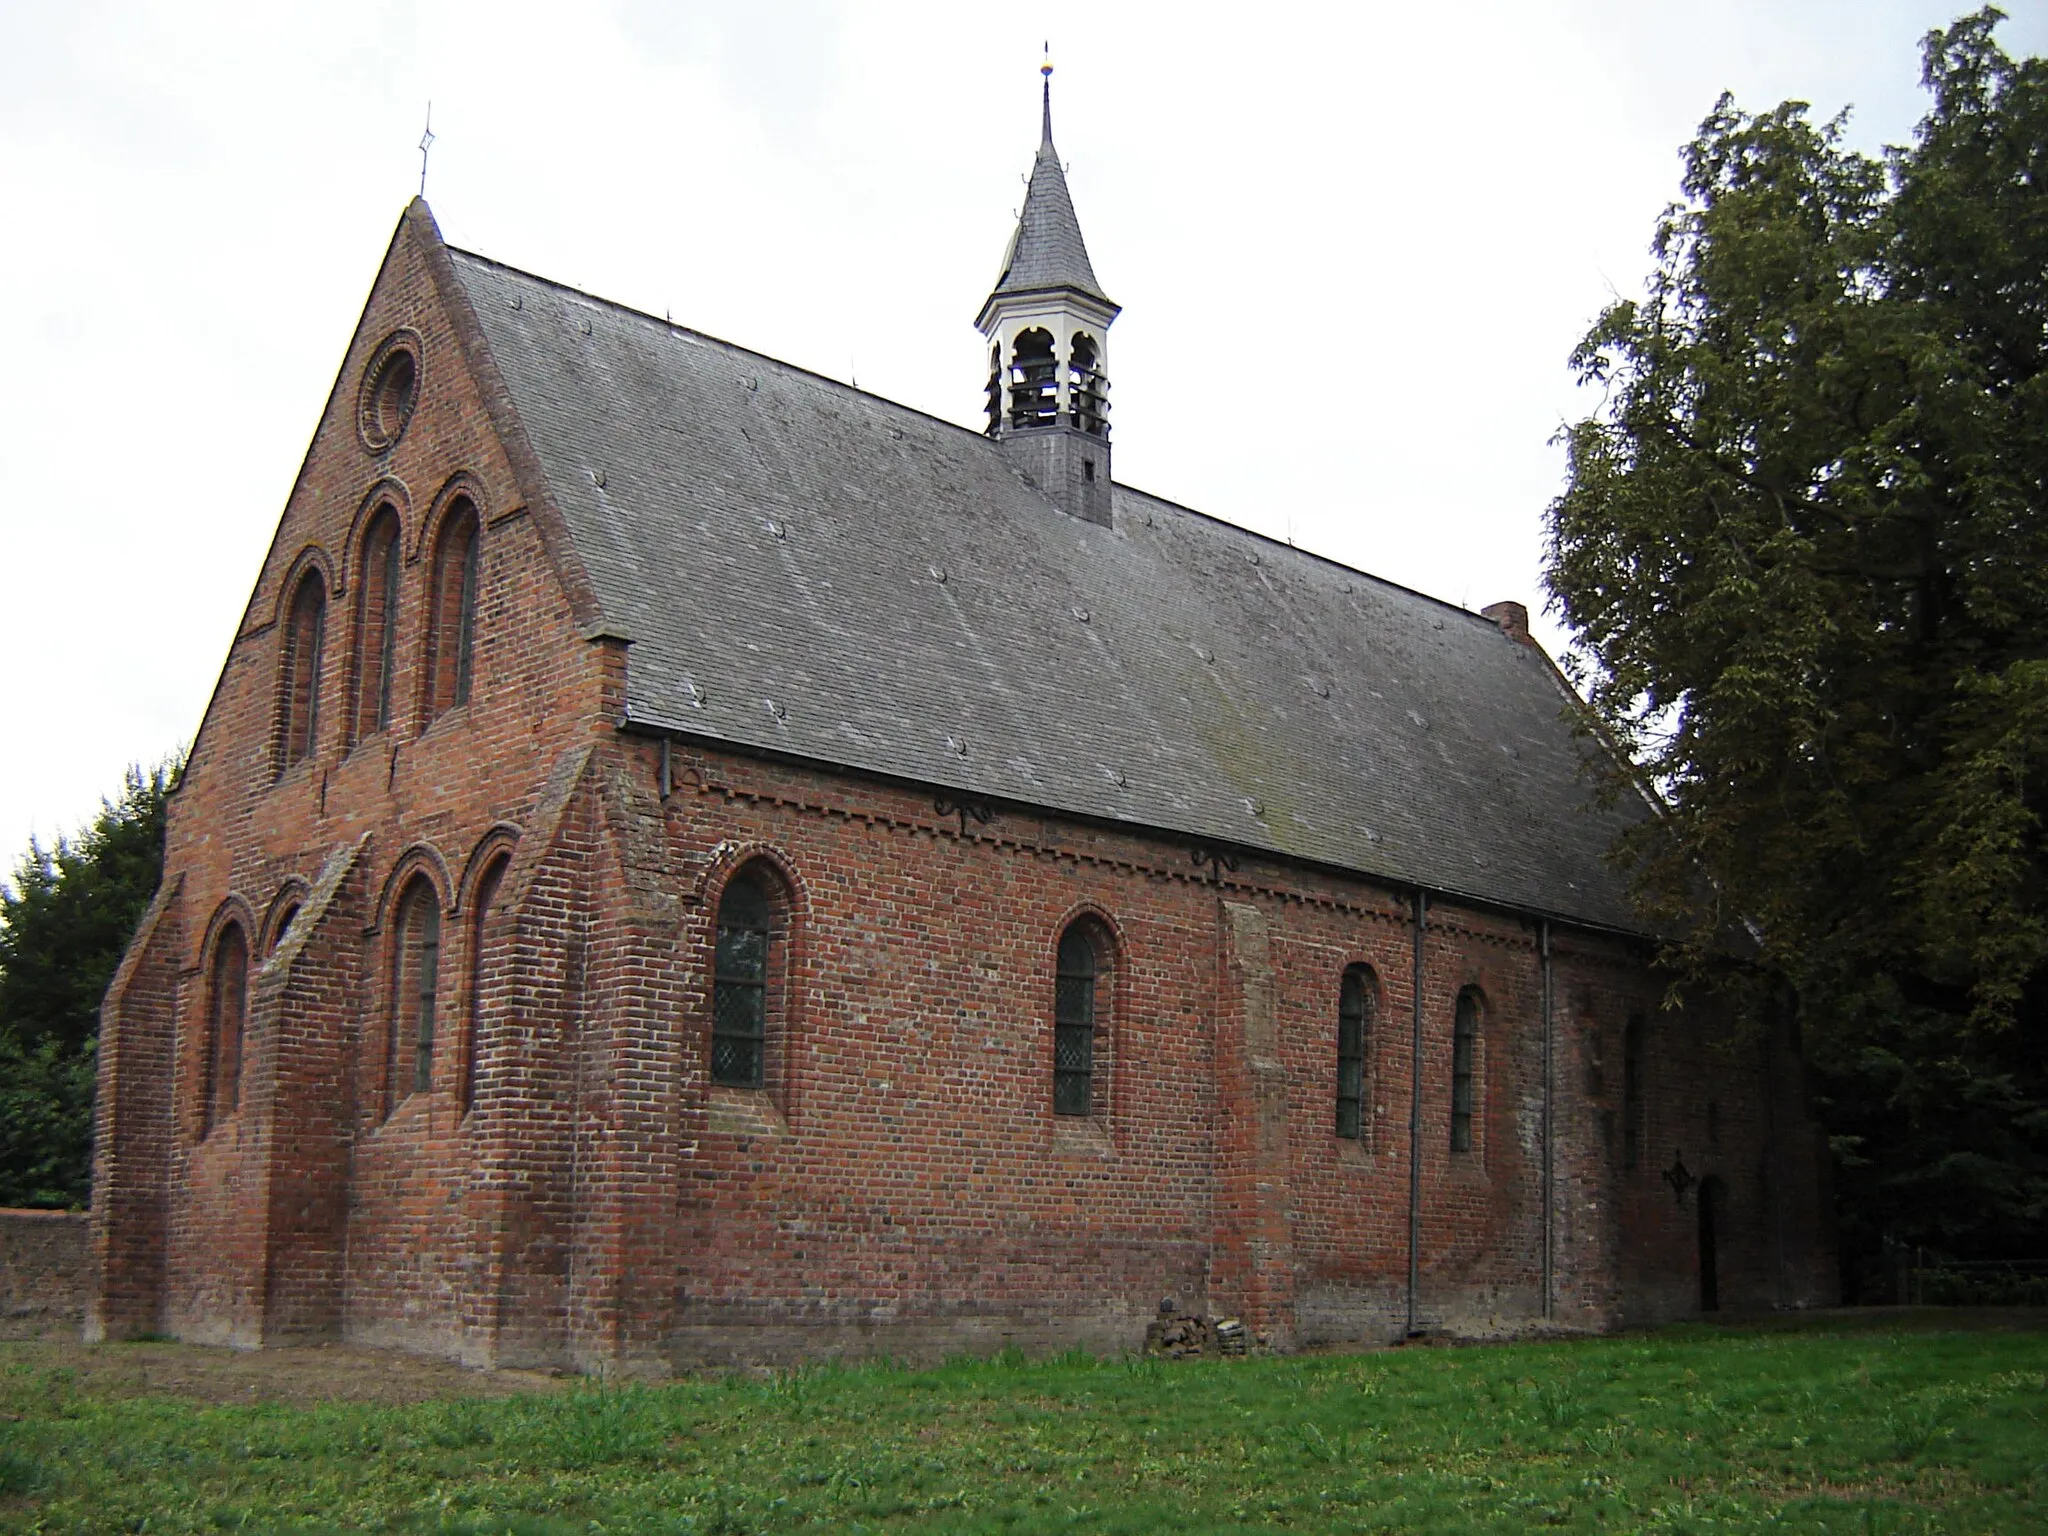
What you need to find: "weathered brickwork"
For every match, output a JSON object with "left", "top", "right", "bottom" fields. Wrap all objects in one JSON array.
[
  {"left": 1, "top": 1210, "right": 91, "bottom": 1331},
  {"left": 91, "top": 207, "right": 1837, "bottom": 1370}
]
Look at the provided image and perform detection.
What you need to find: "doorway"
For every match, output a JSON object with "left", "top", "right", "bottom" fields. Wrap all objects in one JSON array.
[{"left": 1698, "top": 1175, "right": 1726, "bottom": 1312}]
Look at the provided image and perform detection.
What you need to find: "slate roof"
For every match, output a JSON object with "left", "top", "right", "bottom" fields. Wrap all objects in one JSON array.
[
  {"left": 983, "top": 86, "right": 1114, "bottom": 314},
  {"left": 447, "top": 247, "right": 1652, "bottom": 934}
]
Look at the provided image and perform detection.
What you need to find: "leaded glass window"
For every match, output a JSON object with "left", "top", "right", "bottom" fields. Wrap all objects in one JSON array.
[
  {"left": 1451, "top": 988, "right": 1480, "bottom": 1153},
  {"left": 713, "top": 873, "right": 770, "bottom": 1088},
  {"left": 1336, "top": 967, "right": 1370, "bottom": 1139},
  {"left": 1054, "top": 925, "right": 1098, "bottom": 1116}
]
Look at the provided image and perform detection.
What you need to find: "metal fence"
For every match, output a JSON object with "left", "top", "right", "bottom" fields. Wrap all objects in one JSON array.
[{"left": 1888, "top": 1246, "right": 2048, "bottom": 1306}]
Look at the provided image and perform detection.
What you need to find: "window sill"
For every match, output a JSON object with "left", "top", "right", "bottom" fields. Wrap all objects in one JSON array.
[
  {"left": 1335, "top": 1136, "right": 1377, "bottom": 1169},
  {"left": 418, "top": 702, "right": 473, "bottom": 743},
  {"left": 708, "top": 1085, "right": 788, "bottom": 1138},
  {"left": 1447, "top": 1150, "right": 1490, "bottom": 1183},
  {"left": 267, "top": 757, "right": 318, "bottom": 792},
  {"left": 1051, "top": 1115, "right": 1114, "bottom": 1159},
  {"left": 341, "top": 728, "right": 392, "bottom": 764}
]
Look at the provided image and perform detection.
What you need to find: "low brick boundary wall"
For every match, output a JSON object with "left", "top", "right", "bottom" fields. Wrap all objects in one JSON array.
[{"left": 0, "top": 1208, "right": 90, "bottom": 1329}]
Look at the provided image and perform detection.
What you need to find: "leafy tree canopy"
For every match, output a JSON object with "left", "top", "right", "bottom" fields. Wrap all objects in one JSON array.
[
  {"left": 1546, "top": 9, "right": 2048, "bottom": 1268},
  {"left": 0, "top": 760, "right": 175, "bottom": 1207}
]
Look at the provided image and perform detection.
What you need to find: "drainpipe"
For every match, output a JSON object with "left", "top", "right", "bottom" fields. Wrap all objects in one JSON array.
[
  {"left": 1540, "top": 920, "right": 1554, "bottom": 1321},
  {"left": 1406, "top": 890, "right": 1427, "bottom": 1336}
]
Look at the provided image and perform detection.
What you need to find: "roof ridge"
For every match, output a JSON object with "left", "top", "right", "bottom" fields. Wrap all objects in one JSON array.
[{"left": 446, "top": 244, "right": 1528, "bottom": 641}]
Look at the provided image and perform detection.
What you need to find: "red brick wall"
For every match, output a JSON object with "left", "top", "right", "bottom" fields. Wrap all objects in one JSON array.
[{"left": 3, "top": 1210, "right": 91, "bottom": 1333}]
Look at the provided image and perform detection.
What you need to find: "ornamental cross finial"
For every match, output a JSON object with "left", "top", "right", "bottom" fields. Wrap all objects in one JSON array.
[{"left": 418, "top": 102, "right": 436, "bottom": 198}]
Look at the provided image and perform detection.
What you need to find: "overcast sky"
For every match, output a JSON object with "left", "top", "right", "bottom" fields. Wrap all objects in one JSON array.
[{"left": 2, "top": 0, "right": 2042, "bottom": 864}]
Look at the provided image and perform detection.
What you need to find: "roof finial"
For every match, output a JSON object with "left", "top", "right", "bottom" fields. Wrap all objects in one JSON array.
[
  {"left": 1040, "top": 43, "right": 1053, "bottom": 146},
  {"left": 417, "top": 101, "right": 435, "bottom": 198}
]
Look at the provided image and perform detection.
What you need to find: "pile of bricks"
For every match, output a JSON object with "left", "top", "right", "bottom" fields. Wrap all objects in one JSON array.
[{"left": 1142, "top": 1299, "right": 1249, "bottom": 1357}]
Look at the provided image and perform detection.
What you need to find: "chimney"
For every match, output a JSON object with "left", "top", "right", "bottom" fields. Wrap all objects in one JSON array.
[{"left": 1481, "top": 600, "right": 1532, "bottom": 645}]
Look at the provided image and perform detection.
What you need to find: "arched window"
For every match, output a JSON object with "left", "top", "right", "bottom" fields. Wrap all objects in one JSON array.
[
  {"left": 1055, "top": 920, "right": 1114, "bottom": 1116},
  {"left": 279, "top": 569, "right": 327, "bottom": 769},
  {"left": 354, "top": 507, "right": 403, "bottom": 740},
  {"left": 984, "top": 342, "right": 1004, "bottom": 437},
  {"left": 204, "top": 921, "right": 250, "bottom": 1134},
  {"left": 1335, "top": 965, "right": 1374, "bottom": 1140},
  {"left": 1623, "top": 1012, "right": 1647, "bottom": 1170},
  {"left": 388, "top": 877, "right": 441, "bottom": 1113},
  {"left": 424, "top": 499, "right": 480, "bottom": 721},
  {"left": 1008, "top": 328, "right": 1057, "bottom": 430},
  {"left": 1451, "top": 987, "right": 1482, "bottom": 1153},
  {"left": 269, "top": 902, "right": 300, "bottom": 955},
  {"left": 461, "top": 853, "right": 509, "bottom": 1115},
  {"left": 1067, "top": 332, "right": 1107, "bottom": 437},
  {"left": 712, "top": 868, "right": 771, "bottom": 1088}
]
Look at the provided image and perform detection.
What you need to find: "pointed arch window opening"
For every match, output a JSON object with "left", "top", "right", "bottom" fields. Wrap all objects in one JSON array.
[
  {"left": 426, "top": 502, "right": 480, "bottom": 721},
  {"left": 355, "top": 510, "right": 403, "bottom": 740},
  {"left": 713, "top": 871, "right": 772, "bottom": 1089},
  {"left": 1054, "top": 923, "right": 1101, "bottom": 1116},
  {"left": 454, "top": 522, "right": 479, "bottom": 704},
  {"left": 280, "top": 571, "right": 327, "bottom": 771},
  {"left": 1336, "top": 966, "right": 1372, "bottom": 1140},
  {"left": 462, "top": 854, "right": 508, "bottom": 1116},
  {"left": 413, "top": 902, "right": 440, "bottom": 1094},
  {"left": 1067, "top": 332, "right": 1108, "bottom": 438},
  {"left": 388, "top": 880, "right": 441, "bottom": 1114},
  {"left": 205, "top": 922, "right": 250, "bottom": 1135},
  {"left": 1007, "top": 328, "right": 1059, "bottom": 431},
  {"left": 1451, "top": 987, "right": 1481, "bottom": 1153}
]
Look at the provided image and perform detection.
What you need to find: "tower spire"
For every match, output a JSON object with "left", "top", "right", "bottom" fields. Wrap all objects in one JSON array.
[
  {"left": 975, "top": 57, "right": 1121, "bottom": 527},
  {"left": 1041, "top": 43, "right": 1053, "bottom": 146}
]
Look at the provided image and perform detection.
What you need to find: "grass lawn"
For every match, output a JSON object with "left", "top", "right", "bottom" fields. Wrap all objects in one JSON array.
[{"left": 2, "top": 1315, "right": 2045, "bottom": 1533}]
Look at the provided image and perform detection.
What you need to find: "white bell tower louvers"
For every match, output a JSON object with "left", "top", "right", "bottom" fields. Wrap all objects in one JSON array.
[{"left": 975, "top": 54, "right": 1120, "bottom": 527}]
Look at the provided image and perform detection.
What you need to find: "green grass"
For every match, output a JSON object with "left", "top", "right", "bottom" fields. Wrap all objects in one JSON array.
[{"left": 4, "top": 1322, "right": 2047, "bottom": 1533}]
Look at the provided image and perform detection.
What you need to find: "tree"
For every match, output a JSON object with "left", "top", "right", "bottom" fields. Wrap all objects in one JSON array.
[
  {"left": 0, "top": 760, "right": 175, "bottom": 1207},
  {"left": 1546, "top": 10, "right": 2048, "bottom": 1285}
]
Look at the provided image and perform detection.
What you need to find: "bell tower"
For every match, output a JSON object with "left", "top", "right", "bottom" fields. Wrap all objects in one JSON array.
[{"left": 976, "top": 57, "right": 1119, "bottom": 527}]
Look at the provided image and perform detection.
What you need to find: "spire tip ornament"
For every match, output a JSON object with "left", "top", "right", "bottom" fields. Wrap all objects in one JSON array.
[
  {"left": 1039, "top": 44, "right": 1054, "bottom": 142},
  {"left": 417, "top": 102, "right": 435, "bottom": 198}
]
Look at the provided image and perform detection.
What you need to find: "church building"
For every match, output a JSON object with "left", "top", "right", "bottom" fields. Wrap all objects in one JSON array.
[{"left": 88, "top": 78, "right": 1836, "bottom": 1368}]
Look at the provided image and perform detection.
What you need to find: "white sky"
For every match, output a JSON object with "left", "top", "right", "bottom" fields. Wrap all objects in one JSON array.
[{"left": 2, "top": 0, "right": 2041, "bottom": 864}]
